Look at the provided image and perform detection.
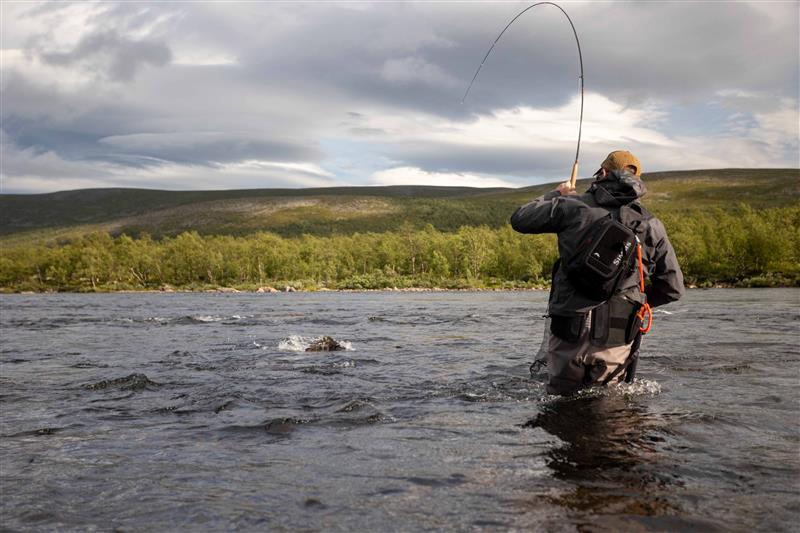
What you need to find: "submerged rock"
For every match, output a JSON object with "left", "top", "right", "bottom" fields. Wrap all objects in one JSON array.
[
  {"left": 305, "top": 336, "right": 345, "bottom": 352},
  {"left": 85, "top": 373, "right": 158, "bottom": 391}
]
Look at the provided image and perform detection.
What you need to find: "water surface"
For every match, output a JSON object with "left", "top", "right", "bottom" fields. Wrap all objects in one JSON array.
[{"left": 1, "top": 289, "right": 798, "bottom": 531}]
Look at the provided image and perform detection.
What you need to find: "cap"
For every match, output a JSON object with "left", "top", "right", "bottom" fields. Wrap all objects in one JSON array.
[{"left": 596, "top": 150, "right": 642, "bottom": 177}]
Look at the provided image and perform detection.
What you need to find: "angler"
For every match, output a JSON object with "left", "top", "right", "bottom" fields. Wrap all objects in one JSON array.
[
  {"left": 462, "top": 3, "right": 682, "bottom": 392},
  {"left": 511, "top": 151, "right": 684, "bottom": 395}
]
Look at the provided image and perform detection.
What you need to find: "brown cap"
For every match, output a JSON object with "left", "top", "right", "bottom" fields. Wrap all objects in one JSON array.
[{"left": 597, "top": 150, "right": 642, "bottom": 177}]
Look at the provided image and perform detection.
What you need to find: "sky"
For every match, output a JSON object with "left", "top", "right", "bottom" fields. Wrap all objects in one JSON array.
[{"left": 1, "top": 1, "right": 798, "bottom": 194}]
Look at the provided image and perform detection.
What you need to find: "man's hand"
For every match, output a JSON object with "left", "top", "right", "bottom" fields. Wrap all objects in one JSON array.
[{"left": 555, "top": 181, "right": 577, "bottom": 196}]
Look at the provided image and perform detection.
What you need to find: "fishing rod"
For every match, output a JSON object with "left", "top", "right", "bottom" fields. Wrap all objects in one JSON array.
[{"left": 462, "top": 2, "right": 584, "bottom": 189}]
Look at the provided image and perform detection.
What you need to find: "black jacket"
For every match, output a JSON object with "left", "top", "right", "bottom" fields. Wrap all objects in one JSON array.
[{"left": 510, "top": 170, "right": 684, "bottom": 315}]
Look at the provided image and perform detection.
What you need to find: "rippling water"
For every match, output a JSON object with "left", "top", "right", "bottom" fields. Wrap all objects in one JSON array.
[{"left": 1, "top": 289, "right": 798, "bottom": 532}]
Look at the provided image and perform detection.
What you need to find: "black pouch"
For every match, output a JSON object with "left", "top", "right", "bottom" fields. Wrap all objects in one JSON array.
[
  {"left": 550, "top": 314, "right": 586, "bottom": 343},
  {"left": 590, "top": 297, "right": 642, "bottom": 347},
  {"left": 565, "top": 216, "right": 637, "bottom": 301}
]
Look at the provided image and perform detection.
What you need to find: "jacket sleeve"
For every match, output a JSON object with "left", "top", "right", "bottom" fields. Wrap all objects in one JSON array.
[
  {"left": 645, "top": 219, "right": 685, "bottom": 307},
  {"left": 510, "top": 191, "right": 564, "bottom": 234}
]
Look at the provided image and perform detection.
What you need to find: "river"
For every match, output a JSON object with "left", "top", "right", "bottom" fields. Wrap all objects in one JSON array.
[{"left": 1, "top": 289, "right": 798, "bottom": 532}]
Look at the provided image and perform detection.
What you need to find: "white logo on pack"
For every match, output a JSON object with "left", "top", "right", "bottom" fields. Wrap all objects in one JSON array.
[{"left": 612, "top": 242, "right": 633, "bottom": 266}]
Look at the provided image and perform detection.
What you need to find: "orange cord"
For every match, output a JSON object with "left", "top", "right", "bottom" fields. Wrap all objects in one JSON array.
[{"left": 636, "top": 239, "right": 652, "bottom": 334}]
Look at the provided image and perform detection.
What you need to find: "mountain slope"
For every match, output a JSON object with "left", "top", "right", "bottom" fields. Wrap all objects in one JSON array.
[{"left": 1, "top": 168, "right": 797, "bottom": 242}]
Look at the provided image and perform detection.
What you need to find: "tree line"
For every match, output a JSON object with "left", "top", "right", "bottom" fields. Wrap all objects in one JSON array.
[{"left": 1, "top": 205, "right": 797, "bottom": 291}]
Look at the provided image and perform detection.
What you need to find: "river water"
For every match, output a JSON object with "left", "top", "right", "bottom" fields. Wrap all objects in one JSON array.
[{"left": 1, "top": 289, "right": 798, "bottom": 532}]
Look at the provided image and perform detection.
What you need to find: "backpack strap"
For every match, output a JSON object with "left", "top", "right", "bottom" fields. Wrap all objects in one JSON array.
[{"left": 619, "top": 202, "right": 653, "bottom": 235}]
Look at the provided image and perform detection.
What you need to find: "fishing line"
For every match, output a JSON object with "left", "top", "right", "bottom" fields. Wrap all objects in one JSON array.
[{"left": 462, "top": 2, "right": 584, "bottom": 187}]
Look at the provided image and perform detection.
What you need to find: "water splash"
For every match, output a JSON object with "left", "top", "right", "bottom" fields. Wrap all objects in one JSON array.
[
  {"left": 191, "top": 315, "right": 224, "bottom": 323},
  {"left": 143, "top": 314, "right": 251, "bottom": 325},
  {"left": 537, "top": 378, "right": 662, "bottom": 404},
  {"left": 581, "top": 378, "right": 662, "bottom": 399},
  {"left": 613, "top": 378, "right": 662, "bottom": 397}
]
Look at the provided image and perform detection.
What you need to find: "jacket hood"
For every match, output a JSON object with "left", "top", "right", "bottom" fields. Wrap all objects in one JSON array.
[{"left": 589, "top": 169, "right": 647, "bottom": 206}]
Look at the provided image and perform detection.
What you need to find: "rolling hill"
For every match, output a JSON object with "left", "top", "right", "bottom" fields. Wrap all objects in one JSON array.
[{"left": 1, "top": 168, "right": 797, "bottom": 243}]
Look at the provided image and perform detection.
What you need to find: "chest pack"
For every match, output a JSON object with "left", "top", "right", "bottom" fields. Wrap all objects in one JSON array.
[{"left": 564, "top": 205, "right": 648, "bottom": 301}]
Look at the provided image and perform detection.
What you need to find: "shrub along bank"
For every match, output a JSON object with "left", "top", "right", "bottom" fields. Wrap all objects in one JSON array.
[{"left": 1, "top": 205, "right": 798, "bottom": 292}]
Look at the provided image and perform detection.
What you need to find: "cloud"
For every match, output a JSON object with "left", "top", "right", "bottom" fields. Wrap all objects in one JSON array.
[
  {"left": 97, "top": 132, "right": 322, "bottom": 167},
  {"left": 1, "top": 131, "right": 334, "bottom": 194},
  {"left": 2, "top": 138, "right": 337, "bottom": 194},
  {"left": 16, "top": 3, "right": 176, "bottom": 82},
  {"left": 348, "top": 91, "right": 796, "bottom": 181},
  {"left": 725, "top": 96, "right": 799, "bottom": 163},
  {"left": 338, "top": 94, "right": 677, "bottom": 178},
  {"left": 1, "top": 2, "right": 797, "bottom": 193},
  {"left": 221, "top": 160, "right": 333, "bottom": 180},
  {"left": 381, "top": 56, "right": 460, "bottom": 88},
  {"left": 2, "top": 136, "right": 113, "bottom": 182},
  {"left": 172, "top": 51, "right": 238, "bottom": 67},
  {"left": 665, "top": 99, "right": 800, "bottom": 170},
  {"left": 370, "top": 166, "right": 517, "bottom": 188},
  {"left": 37, "top": 30, "right": 171, "bottom": 81}
]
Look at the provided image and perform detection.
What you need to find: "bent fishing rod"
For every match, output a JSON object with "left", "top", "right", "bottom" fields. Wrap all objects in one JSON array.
[{"left": 462, "top": 2, "right": 584, "bottom": 189}]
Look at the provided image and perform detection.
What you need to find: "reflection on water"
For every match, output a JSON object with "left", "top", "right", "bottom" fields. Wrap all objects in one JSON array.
[
  {"left": 528, "top": 395, "right": 663, "bottom": 480},
  {"left": 523, "top": 394, "right": 701, "bottom": 529}
]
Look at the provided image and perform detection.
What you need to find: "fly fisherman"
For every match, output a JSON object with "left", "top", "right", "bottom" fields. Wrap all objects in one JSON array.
[{"left": 511, "top": 151, "right": 684, "bottom": 395}]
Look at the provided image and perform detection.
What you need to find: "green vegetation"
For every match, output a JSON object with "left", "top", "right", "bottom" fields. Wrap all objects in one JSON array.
[
  {"left": 0, "top": 225, "right": 554, "bottom": 291},
  {"left": 1, "top": 206, "right": 797, "bottom": 292},
  {"left": 1, "top": 169, "right": 798, "bottom": 291}
]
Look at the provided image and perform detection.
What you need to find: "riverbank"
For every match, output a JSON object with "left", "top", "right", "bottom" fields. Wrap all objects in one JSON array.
[{"left": 2, "top": 276, "right": 796, "bottom": 294}]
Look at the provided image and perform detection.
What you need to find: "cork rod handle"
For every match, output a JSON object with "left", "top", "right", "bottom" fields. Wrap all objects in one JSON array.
[{"left": 569, "top": 161, "right": 579, "bottom": 190}]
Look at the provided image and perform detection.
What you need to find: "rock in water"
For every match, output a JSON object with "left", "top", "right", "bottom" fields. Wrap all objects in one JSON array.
[
  {"left": 85, "top": 373, "right": 158, "bottom": 391},
  {"left": 305, "top": 336, "right": 345, "bottom": 352}
]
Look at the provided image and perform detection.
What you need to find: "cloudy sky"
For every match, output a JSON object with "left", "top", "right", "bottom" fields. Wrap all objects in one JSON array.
[{"left": 2, "top": 1, "right": 798, "bottom": 193}]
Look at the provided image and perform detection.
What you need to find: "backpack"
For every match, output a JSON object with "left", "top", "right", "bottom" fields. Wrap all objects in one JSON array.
[{"left": 564, "top": 204, "right": 650, "bottom": 301}]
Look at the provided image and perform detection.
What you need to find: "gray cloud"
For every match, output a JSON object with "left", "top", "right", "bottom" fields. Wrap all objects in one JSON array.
[
  {"left": 97, "top": 132, "right": 321, "bottom": 167},
  {"left": 2, "top": 71, "right": 322, "bottom": 169},
  {"left": 1, "top": 2, "right": 797, "bottom": 192},
  {"left": 39, "top": 32, "right": 172, "bottom": 81},
  {"left": 224, "top": 2, "right": 798, "bottom": 116},
  {"left": 37, "top": 30, "right": 171, "bottom": 81}
]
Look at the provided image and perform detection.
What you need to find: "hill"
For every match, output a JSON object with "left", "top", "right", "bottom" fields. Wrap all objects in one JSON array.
[
  {"left": 1, "top": 168, "right": 797, "bottom": 243},
  {"left": 1, "top": 168, "right": 798, "bottom": 292}
]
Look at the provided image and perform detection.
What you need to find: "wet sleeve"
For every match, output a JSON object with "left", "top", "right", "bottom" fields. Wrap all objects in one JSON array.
[
  {"left": 510, "top": 191, "right": 564, "bottom": 234},
  {"left": 645, "top": 219, "right": 685, "bottom": 308}
]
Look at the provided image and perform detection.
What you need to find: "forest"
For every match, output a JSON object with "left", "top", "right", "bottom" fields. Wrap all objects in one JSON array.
[{"left": 1, "top": 204, "right": 797, "bottom": 292}]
